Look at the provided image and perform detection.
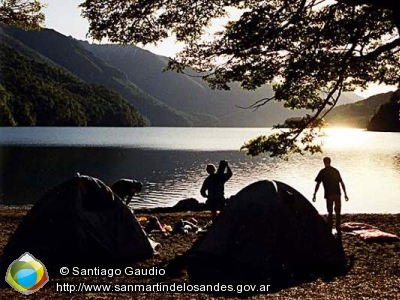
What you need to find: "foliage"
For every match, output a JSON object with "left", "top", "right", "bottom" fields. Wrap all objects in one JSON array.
[
  {"left": 2, "top": 24, "right": 197, "bottom": 127},
  {"left": 86, "top": 43, "right": 295, "bottom": 128},
  {"left": 0, "top": 0, "right": 44, "bottom": 30},
  {"left": 0, "top": 83, "right": 16, "bottom": 125},
  {"left": 80, "top": 0, "right": 400, "bottom": 157},
  {"left": 367, "top": 90, "right": 400, "bottom": 131},
  {"left": 0, "top": 42, "right": 147, "bottom": 126}
]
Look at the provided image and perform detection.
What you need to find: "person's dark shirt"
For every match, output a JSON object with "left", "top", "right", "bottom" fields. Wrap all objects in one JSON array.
[
  {"left": 315, "top": 166, "right": 342, "bottom": 198},
  {"left": 111, "top": 179, "right": 142, "bottom": 200},
  {"left": 200, "top": 167, "right": 232, "bottom": 201}
]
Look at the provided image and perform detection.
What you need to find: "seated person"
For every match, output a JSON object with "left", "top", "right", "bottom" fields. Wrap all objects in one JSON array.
[{"left": 110, "top": 179, "right": 143, "bottom": 205}]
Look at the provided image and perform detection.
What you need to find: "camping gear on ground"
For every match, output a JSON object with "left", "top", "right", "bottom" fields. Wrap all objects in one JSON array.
[
  {"left": 341, "top": 222, "right": 399, "bottom": 242},
  {"left": 144, "top": 216, "right": 165, "bottom": 233},
  {"left": 163, "top": 224, "right": 173, "bottom": 232},
  {"left": 172, "top": 219, "right": 199, "bottom": 234},
  {"left": 341, "top": 222, "right": 377, "bottom": 231},
  {"left": 2, "top": 175, "right": 155, "bottom": 272},
  {"left": 355, "top": 229, "right": 399, "bottom": 242},
  {"left": 186, "top": 180, "right": 347, "bottom": 286}
]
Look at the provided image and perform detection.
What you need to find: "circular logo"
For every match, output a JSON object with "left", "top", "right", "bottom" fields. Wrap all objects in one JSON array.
[{"left": 5, "top": 252, "right": 49, "bottom": 295}]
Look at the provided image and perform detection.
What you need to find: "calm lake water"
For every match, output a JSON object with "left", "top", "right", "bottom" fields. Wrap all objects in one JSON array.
[{"left": 1, "top": 127, "right": 400, "bottom": 214}]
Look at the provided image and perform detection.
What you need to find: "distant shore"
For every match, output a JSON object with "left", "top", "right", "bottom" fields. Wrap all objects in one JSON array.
[{"left": 1, "top": 206, "right": 399, "bottom": 299}]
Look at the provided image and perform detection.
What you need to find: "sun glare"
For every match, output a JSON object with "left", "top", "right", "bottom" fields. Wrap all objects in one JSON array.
[{"left": 322, "top": 127, "right": 367, "bottom": 149}]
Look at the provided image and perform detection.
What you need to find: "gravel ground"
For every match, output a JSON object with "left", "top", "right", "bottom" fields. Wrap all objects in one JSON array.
[{"left": 0, "top": 207, "right": 399, "bottom": 299}]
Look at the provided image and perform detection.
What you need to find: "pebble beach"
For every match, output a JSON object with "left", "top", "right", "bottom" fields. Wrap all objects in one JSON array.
[{"left": 0, "top": 206, "right": 399, "bottom": 299}]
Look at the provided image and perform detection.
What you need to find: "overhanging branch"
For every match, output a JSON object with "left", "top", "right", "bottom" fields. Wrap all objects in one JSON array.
[
  {"left": 361, "top": 38, "right": 400, "bottom": 60},
  {"left": 236, "top": 96, "right": 275, "bottom": 111}
]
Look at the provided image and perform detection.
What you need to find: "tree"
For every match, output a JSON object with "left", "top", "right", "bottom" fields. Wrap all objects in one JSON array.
[
  {"left": 367, "top": 90, "right": 400, "bottom": 132},
  {"left": 80, "top": 0, "right": 400, "bottom": 157},
  {"left": 0, "top": 0, "right": 44, "bottom": 30}
]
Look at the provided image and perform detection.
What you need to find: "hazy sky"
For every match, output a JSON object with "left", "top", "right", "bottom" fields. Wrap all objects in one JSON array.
[
  {"left": 42, "top": 0, "right": 182, "bottom": 57},
  {"left": 42, "top": 0, "right": 396, "bottom": 98},
  {"left": 43, "top": 1, "right": 88, "bottom": 41}
]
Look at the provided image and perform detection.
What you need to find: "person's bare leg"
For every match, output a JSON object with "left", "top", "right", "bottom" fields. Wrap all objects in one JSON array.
[{"left": 334, "top": 196, "right": 342, "bottom": 234}]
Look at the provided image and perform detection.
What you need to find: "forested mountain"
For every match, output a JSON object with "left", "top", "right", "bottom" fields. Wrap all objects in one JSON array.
[
  {"left": 326, "top": 92, "right": 393, "bottom": 128},
  {"left": 0, "top": 25, "right": 202, "bottom": 126},
  {"left": 0, "top": 25, "right": 364, "bottom": 127},
  {"left": 367, "top": 91, "right": 400, "bottom": 132},
  {"left": 0, "top": 42, "right": 146, "bottom": 126},
  {"left": 85, "top": 43, "right": 362, "bottom": 127}
]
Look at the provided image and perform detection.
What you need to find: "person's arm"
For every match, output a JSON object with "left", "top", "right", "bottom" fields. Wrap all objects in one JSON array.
[
  {"left": 313, "top": 182, "right": 320, "bottom": 202},
  {"left": 126, "top": 195, "right": 133, "bottom": 205},
  {"left": 340, "top": 180, "right": 349, "bottom": 201},
  {"left": 224, "top": 164, "right": 233, "bottom": 182}
]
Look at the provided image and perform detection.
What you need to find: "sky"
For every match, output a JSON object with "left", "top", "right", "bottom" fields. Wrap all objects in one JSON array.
[
  {"left": 42, "top": 0, "right": 182, "bottom": 57},
  {"left": 42, "top": 0, "right": 397, "bottom": 98}
]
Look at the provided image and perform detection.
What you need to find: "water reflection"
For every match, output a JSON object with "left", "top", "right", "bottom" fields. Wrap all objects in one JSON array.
[
  {"left": 1, "top": 128, "right": 400, "bottom": 213},
  {"left": 322, "top": 128, "right": 369, "bottom": 149}
]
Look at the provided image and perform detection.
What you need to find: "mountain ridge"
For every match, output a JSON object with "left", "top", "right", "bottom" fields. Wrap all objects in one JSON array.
[
  {"left": 1, "top": 25, "right": 368, "bottom": 127},
  {"left": 86, "top": 42, "right": 364, "bottom": 127},
  {"left": 0, "top": 25, "right": 202, "bottom": 126},
  {"left": 0, "top": 40, "right": 147, "bottom": 126},
  {"left": 326, "top": 92, "right": 393, "bottom": 128}
]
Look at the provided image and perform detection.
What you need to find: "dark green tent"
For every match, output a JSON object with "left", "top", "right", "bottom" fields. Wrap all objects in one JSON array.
[
  {"left": 3, "top": 175, "right": 155, "bottom": 272},
  {"left": 187, "top": 180, "right": 347, "bottom": 286}
]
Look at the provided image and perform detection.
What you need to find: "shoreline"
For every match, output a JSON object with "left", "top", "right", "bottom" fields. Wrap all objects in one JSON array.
[
  {"left": 1, "top": 207, "right": 399, "bottom": 299},
  {"left": 2, "top": 204, "right": 400, "bottom": 215}
]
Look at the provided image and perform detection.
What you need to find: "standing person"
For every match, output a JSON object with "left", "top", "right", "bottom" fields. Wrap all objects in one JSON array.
[
  {"left": 200, "top": 160, "right": 233, "bottom": 220},
  {"left": 313, "top": 157, "right": 349, "bottom": 234}
]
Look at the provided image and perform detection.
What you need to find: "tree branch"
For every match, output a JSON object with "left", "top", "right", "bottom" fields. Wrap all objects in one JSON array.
[
  {"left": 361, "top": 38, "right": 400, "bottom": 60},
  {"left": 236, "top": 96, "right": 275, "bottom": 111}
]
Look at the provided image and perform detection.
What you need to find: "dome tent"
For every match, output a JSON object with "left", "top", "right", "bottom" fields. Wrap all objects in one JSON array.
[
  {"left": 187, "top": 180, "right": 347, "bottom": 286},
  {"left": 3, "top": 175, "right": 155, "bottom": 272}
]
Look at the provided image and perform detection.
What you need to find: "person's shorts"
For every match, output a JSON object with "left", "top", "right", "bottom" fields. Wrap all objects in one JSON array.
[
  {"left": 206, "top": 198, "right": 226, "bottom": 211},
  {"left": 326, "top": 194, "right": 341, "bottom": 213}
]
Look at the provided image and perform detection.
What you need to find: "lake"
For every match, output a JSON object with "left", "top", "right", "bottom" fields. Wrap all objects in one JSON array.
[{"left": 1, "top": 127, "right": 400, "bottom": 214}]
